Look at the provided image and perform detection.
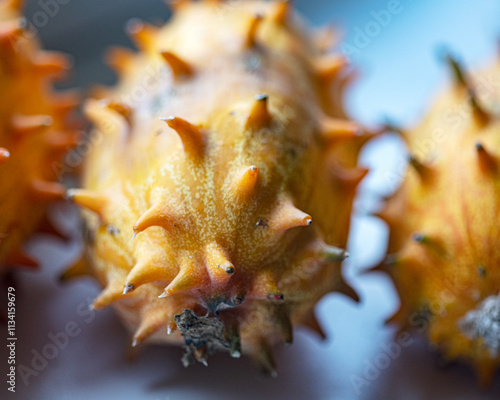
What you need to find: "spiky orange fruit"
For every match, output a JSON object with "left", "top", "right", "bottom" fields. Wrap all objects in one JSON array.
[
  {"left": 0, "top": 0, "right": 78, "bottom": 270},
  {"left": 69, "top": 0, "right": 367, "bottom": 373},
  {"left": 378, "top": 54, "right": 500, "bottom": 385}
]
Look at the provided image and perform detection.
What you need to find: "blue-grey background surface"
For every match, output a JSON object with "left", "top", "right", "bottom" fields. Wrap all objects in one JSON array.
[{"left": 3, "top": 0, "right": 500, "bottom": 399}]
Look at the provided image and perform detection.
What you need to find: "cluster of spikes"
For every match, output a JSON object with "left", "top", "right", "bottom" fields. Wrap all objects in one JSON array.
[
  {"left": 372, "top": 51, "right": 500, "bottom": 386},
  {"left": 62, "top": 0, "right": 366, "bottom": 374},
  {"left": 0, "top": 0, "right": 79, "bottom": 270}
]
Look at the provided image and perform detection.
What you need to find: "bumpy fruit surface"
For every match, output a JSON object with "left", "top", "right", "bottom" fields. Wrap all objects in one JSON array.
[
  {"left": 0, "top": 0, "right": 78, "bottom": 271},
  {"left": 378, "top": 55, "right": 500, "bottom": 385},
  {"left": 71, "top": 0, "right": 367, "bottom": 372}
]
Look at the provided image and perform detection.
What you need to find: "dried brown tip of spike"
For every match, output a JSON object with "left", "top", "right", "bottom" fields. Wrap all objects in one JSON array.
[
  {"left": 270, "top": 201, "right": 312, "bottom": 232},
  {"left": 126, "top": 19, "right": 157, "bottom": 52},
  {"left": 476, "top": 142, "right": 497, "bottom": 174},
  {"left": 30, "top": 180, "right": 66, "bottom": 202},
  {"left": 314, "top": 55, "right": 347, "bottom": 83},
  {"left": 11, "top": 114, "right": 53, "bottom": 136},
  {"left": 67, "top": 189, "right": 108, "bottom": 218},
  {"left": 0, "top": 148, "right": 10, "bottom": 162},
  {"left": 408, "top": 155, "right": 433, "bottom": 182},
  {"left": 272, "top": 0, "right": 291, "bottom": 25},
  {"left": 320, "top": 117, "right": 360, "bottom": 142},
  {"left": 255, "top": 339, "right": 278, "bottom": 377},
  {"left": 246, "top": 94, "right": 272, "bottom": 130},
  {"left": 59, "top": 256, "right": 88, "bottom": 282},
  {"left": 162, "top": 116, "right": 204, "bottom": 158},
  {"left": 245, "top": 14, "right": 263, "bottom": 48},
  {"left": 320, "top": 245, "right": 349, "bottom": 262},
  {"left": 231, "top": 165, "right": 258, "bottom": 200},
  {"left": 5, "top": 249, "right": 38, "bottom": 269},
  {"left": 160, "top": 51, "right": 194, "bottom": 78}
]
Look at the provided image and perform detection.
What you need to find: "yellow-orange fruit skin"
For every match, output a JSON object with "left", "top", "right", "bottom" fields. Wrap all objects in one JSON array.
[
  {"left": 0, "top": 0, "right": 77, "bottom": 270},
  {"left": 76, "top": 0, "right": 366, "bottom": 370},
  {"left": 379, "top": 57, "right": 500, "bottom": 385}
]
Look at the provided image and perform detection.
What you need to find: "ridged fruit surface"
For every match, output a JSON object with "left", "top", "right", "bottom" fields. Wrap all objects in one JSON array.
[
  {"left": 71, "top": 0, "right": 367, "bottom": 372},
  {"left": 0, "top": 0, "right": 78, "bottom": 271},
  {"left": 378, "top": 55, "right": 500, "bottom": 385}
]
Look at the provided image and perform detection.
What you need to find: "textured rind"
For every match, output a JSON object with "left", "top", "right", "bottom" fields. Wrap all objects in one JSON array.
[
  {"left": 76, "top": 0, "right": 366, "bottom": 371},
  {"left": 0, "top": 0, "right": 77, "bottom": 271},
  {"left": 379, "top": 56, "right": 500, "bottom": 385}
]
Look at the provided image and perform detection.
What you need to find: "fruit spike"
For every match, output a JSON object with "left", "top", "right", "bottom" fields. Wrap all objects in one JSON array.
[
  {"left": 74, "top": 0, "right": 366, "bottom": 374},
  {"left": 272, "top": 0, "right": 291, "bottom": 25},
  {"left": 230, "top": 165, "right": 259, "bottom": 201},
  {"left": 0, "top": 148, "right": 10, "bottom": 162},
  {"left": 133, "top": 202, "right": 183, "bottom": 237},
  {"left": 407, "top": 155, "right": 433, "bottom": 182},
  {"left": 377, "top": 53, "right": 500, "bottom": 384},
  {"left": 67, "top": 189, "right": 108, "bottom": 219},
  {"left": 30, "top": 180, "right": 66, "bottom": 202},
  {"left": 246, "top": 94, "right": 272, "bottom": 130},
  {"left": 126, "top": 19, "right": 158, "bottom": 53},
  {"left": 160, "top": 51, "right": 194, "bottom": 79},
  {"left": 162, "top": 116, "right": 204, "bottom": 157},
  {"left": 314, "top": 55, "right": 348, "bottom": 84},
  {"left": 320, "top": 117, "right": 360, "bottom": 142},
  {"left": 245, "top": 14, "right": 263, "bottom": 48},
  {"left": 445, "top": 53, "right": 491, "bottom": 125},
  {"left": 269, "top": 201, "right": 312, "bottom": 231},
  {"left": 10, "top": 114, "right": 53, "bottom": 136},
  {"left": 475, "top": 142, "right": 497, "bottom": 174}
]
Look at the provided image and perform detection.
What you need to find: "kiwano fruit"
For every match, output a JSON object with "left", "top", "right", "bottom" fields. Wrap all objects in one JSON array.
[
  {"left": 0, "top": 0, "right": 78, "bottom": 271},
  {"left": 377, "top": 54, "right": 500, "bottom": 385},
  {"left": 68, "top": 0, "right": 368, "bottom": 373}
]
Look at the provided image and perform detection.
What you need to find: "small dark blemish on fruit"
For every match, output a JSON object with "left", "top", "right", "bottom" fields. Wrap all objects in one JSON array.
[
  {"left": 107, "top": 225, "right": 120, "bottom": 235},
  {"left": 255, "top": 219, "right": 268, "bottom": 228}
]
